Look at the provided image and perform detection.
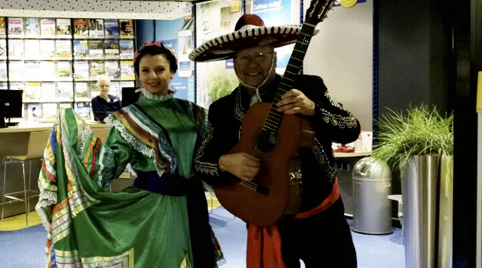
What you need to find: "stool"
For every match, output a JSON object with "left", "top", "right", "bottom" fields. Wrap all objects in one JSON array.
[
  {"left": 1, "top": 130, "right": 50, "bottom": 226},
  {"left": 388, "top": 194, "right": 404, "bottom": 243}
]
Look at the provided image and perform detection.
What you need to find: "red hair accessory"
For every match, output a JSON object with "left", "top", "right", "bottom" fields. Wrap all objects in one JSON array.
[{"left": 134, "top": 41, "right": 177, "bottom": 63}]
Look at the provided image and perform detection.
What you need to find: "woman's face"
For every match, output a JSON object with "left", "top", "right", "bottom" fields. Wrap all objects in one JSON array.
[
  {"left": 138, "top": 54, "right": 174, "bottom": 96},
  {"left": 98, "top": 80, "right": 110, "bottom": 97}
]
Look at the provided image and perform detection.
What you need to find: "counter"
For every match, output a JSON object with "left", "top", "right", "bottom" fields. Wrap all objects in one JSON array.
[{"left": 0, "top": 120, "right": 109, "bottom": 218}]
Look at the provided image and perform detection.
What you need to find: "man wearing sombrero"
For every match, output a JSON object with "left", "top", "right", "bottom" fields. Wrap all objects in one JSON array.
[{"left": 192, "top": 14, "right": 359, "bottom": 268}]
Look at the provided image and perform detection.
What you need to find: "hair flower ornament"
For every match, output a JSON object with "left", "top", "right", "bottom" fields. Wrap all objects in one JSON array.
[{"left": 134, "top": 41, "right": 177, "bottom": 63}]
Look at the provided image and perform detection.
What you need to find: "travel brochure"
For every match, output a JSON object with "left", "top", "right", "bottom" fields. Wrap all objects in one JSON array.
[
  {"left": 24, "top": 39, "right": 40, "bottom": 58},
  {"left": 25, "top": 18, "right": 41, "bottom": 37},
  {"left": 119, "top": 19, "right": 134, "bottom": 38},
  {"left": 56, "top": 40, "right": 72, "bottom": 58},
  {"left": 90, "top": 61, "right": 105, "bottom": 78},
  {"left": 75, "top": 102, "right": 91, "bottom": 120},
  {"left": 8, "top": 61, "right": 24, "bottom": 80},
  {"left": 42, "top": 103, "right": 58, "bottom": 120},
  {"left": 105, "top": 40, "right": 120, "bottom": 58},
  {"left": 0, "top": 61, "right": 6, "bottom": 80},
  {"left": 0, "top": 18, "right": 6, "bottom": 38},
  {"left": 8, "top": 39, "right": 23, "bottom": 58},
  {"left": 56, "top": 18, "right": 71, "bottom": 38},
  {"left": 40, "top": 18, "right": 56, "bottom": 37},
  {"left": 120, "top": 60, "right": 135, "bottom": 80},
  {"left": 88, "top": 19, "right": 104, "bottom": 38},
  {"left": 25, "top": 60, "right": 41, "bottom": 80},
  {"left": 75, "top": 82, "right": 90, "bottom": 101},
  {"left": 27, "top": 103, "right": 41, "bottom": 121},
  {"left": 105, "top": 61, "right": 120, "bottom": 79},
  {"left": 39, "top": 40, "right": 55, "bottom": 58},
  {"left": 104, "top": 19, "right": 119, "bottom": 37},
  {"left": 88, "top": 40, "right": 104, "bottom": 58},
  {"left": 74, "top": 61, "right": 90, "bottom": 80},
  {"left": 24, "top": 82, "right": 41, "bottom": 101},
  {"left": 0, "top": 39, "right": 5, "bottom": 59},
  {"left": 39, "top": 61, "right": 56, "bottom": 80},
  {"left": 119, "top": 40, "right": 134, "bottom": 59},
  {"left": 74, "top": 19, "right": 89, "bottom": 38},
  {"left": 8, "top": 18, "right": 23, "bottom": 37},
  {"left": 41, "top": 82, "right": 56, "bottom": 101},
  {"left": 57, "top": 61, "right": 72, "bottom": 79},
  {"left": 57, "top": 82, "right": 74, "bottom": 101},
  {"left": 74, "top": 40, "right": 89, "bottom": 58}
]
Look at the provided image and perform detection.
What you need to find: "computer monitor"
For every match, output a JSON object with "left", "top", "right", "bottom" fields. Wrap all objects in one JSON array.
[
  {"left": 0, "top": 89, "right": 23, "bottom": 128},
  {"left": 121, "top": 87, "right": 141, "bottom": 108}
]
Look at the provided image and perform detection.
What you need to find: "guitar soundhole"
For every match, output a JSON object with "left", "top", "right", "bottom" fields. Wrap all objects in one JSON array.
[{"left": 256, "top": 129, "right": 276, "bottom": 153}]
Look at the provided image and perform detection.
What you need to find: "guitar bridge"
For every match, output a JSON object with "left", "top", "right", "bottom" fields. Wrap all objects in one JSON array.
[{"left": 240, "top": 181, "right": 270, "bottom": 196}]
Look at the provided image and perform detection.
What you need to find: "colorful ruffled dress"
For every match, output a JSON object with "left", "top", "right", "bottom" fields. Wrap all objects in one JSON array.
[{"left": 36, "top": 88, "right": 224, "bottom": 268}]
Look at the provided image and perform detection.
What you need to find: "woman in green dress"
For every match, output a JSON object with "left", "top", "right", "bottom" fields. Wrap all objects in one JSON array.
[{"left": 36, "top": 41, "right": 223, "bottom": 268}]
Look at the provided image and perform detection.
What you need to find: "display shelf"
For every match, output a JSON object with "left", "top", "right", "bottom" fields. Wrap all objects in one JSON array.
[
  {"left": 7, "top": 36, "right": 73, "bottom": 39},
  {"left": 0, "top": 16, "right": 136, "bottom": 122},
  {"left": 8, "top": 57, "right": 73, "bottom": 60},
  {"left": 72, "top": 36, "right": 135, "bottom": 40},
  {"left": 9, "top": 78, "right": 74, "bottom": 82}
]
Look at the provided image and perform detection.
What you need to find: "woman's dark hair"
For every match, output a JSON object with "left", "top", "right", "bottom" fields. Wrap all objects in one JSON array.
[{"left": 134, "top": 45, "right": 178, "bottom": 76}]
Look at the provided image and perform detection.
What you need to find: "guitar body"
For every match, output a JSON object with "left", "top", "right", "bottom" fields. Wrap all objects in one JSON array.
[{"left": 214, "top": 102, "right": 314, "bottom": 226}]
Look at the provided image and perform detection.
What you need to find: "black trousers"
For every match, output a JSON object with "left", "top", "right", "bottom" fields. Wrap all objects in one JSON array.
[{"left": 277, "top": 198, "right": 357, "bottom": 268}]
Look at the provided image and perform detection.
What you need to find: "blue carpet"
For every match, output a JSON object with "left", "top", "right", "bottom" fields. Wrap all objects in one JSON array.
[{"left": 0, "top": 207, "right": 404, "bottom": 268}]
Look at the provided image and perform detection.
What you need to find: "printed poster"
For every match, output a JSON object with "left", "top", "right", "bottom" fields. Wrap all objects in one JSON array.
[
  {"left": 252, "top": 0, "right": 296, "bottom": 73},
  {"left": 162, "top": 39, "right": 190, "bottom": 101},
  {"left": 177, "top": 30, "right": 193, "bottom": 78},
  {"left": 195, "top": 0, "right": 243, "bottom": 108}
]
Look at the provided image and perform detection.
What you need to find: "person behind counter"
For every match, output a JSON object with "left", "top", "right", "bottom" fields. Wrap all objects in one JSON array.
[{"left": 91, "top": 75, "right": 121, "bottom": 121}]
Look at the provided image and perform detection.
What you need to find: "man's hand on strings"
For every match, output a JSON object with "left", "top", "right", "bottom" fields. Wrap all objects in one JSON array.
[
  {"left": 276, "top": 89, "right": 316, "bottom": 116},
  {"left": 219, "top": 153, "right": 260, "bottom": 182}
]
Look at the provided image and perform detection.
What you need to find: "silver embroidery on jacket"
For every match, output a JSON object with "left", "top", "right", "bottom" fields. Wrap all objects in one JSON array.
[
  {"left": 320, "top": 92, "right": 358, "bottom": 129},
  {"left": 234, "top": 89, "right": 245, "bottom": 123},
  {"left": 311, "top": 137, "right": 337, "bottom": 182},
  {"left": 194, "top": 120, "right": 219, "bottom": 176}
]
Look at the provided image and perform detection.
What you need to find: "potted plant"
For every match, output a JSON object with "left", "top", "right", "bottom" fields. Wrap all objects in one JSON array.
[{"left": 371, "top": 105, "right": 454, "bottom": 268}]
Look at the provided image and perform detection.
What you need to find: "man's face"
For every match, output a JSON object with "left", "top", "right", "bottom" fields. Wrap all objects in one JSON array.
[
  {"left": 98, "top": 80, "right": 110, "bottom": 96},
  {"left": 234, "top": 45, "right": 276, "bottom": 88}
]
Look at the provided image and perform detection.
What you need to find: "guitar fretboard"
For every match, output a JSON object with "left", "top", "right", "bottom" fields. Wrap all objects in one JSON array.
[{"left": 262, "top": 23, "right": 318, "bottom": 134}]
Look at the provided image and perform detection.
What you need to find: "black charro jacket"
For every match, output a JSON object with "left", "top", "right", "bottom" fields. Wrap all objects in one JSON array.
[{"left": 194, "top": 74, "right": 361, "bottom": 212}]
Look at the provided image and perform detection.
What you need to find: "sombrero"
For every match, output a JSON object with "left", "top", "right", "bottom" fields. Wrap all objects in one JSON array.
[{"left": 189, "top": 14, "right": 318, "bottom": 62}]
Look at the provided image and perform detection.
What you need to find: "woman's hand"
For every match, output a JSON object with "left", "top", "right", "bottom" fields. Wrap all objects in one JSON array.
[
  {"left": 219, "top": 153, "right": 260, "bottom": 182},
  {"left": 276, "top": 89, "right": 315, "bottom": 116}
]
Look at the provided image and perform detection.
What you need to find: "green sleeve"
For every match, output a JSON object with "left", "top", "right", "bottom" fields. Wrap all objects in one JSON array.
[{"left": 104, "top": 127, "right": 134, "bottom": 179}]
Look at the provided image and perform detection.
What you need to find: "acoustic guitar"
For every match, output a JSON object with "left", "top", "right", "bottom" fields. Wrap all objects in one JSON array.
[{"left": 214, "top": 0, "right": 336, "bottom": 226}]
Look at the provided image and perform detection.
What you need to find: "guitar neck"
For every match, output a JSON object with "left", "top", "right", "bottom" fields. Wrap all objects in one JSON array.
[{"left": 264, "top": 23, "right": 318, "bottom": 130}]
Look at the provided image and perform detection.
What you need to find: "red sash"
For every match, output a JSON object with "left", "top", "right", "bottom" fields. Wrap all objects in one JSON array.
[{"left": 247, "top": 178, "right": 340, "bottom": 268}]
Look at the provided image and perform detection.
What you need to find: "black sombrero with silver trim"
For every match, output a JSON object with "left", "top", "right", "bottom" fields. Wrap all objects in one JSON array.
[{"left": 189, "top": 14, "right": 318, "bottom": 62}]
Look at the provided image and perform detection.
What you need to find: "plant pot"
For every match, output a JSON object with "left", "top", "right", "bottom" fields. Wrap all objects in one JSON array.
[
  {"left": 402, "top": 154, "right": 440, "bottom": 268},
  {"left": 438, "top": 154, "right": 453, "bottom": 268}
]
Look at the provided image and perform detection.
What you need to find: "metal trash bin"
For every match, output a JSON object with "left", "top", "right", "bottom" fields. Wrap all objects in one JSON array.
[{"left": 352, "top": 157, "right": 392, "bottom": 234}]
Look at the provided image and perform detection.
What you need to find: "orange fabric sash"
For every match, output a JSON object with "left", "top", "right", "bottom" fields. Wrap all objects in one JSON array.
[{"left": 246, "top": 178, "right": 340, "bottom": 268}]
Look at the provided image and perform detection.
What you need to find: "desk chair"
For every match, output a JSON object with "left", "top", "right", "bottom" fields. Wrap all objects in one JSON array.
[{"left": 1, "top": 130, "right": 50, "bottom": 226}]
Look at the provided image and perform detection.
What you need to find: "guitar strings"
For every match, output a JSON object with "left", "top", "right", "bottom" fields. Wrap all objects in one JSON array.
[
  {"left": 253, "top": 26, "right": 314, "bottom": 157},
  {"left": 243, "top": 26, "right": 315, "bottom": 191},
  {"left": 241, "top": 1, "right": 330, "bottom": 191}
]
